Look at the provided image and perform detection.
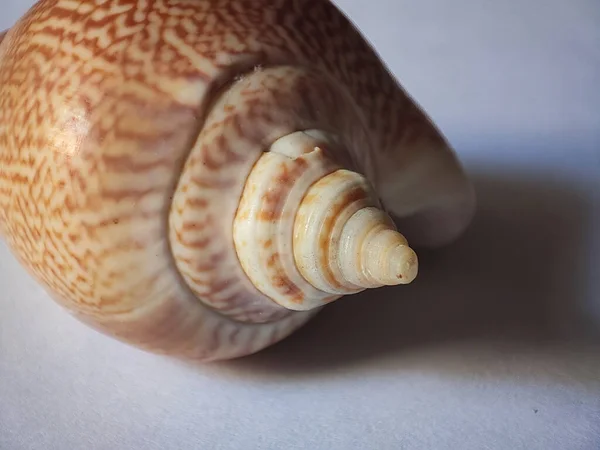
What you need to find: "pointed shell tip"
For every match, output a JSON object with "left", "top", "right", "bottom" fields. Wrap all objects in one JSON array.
[{"left": 390, "top": 244, "right": 418, "bottom": 285}]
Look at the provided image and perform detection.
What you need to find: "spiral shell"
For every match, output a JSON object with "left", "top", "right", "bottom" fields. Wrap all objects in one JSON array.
[{"left": 0, "top": 0, "right": 475, "bottom": 361}]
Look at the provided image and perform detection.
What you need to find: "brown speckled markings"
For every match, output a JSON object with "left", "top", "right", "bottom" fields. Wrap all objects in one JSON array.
[
  {"left": 169, "top": 66, "right": 371, "bottom": 318},
  {"left": 0, "top": 0, "right": 472, "bottom": 360},
  {"left": 232, "top": 140, "right": 343, "bottom": 309}
]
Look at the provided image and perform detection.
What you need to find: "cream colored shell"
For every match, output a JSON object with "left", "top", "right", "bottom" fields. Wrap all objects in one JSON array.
[{"left": 0, "top": 0, "right": 475, "bottom": 361}]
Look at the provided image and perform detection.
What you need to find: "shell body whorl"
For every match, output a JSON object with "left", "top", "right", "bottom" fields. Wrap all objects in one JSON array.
[{"left": 0, "top": 0, "right": 475, "bottom": 361}]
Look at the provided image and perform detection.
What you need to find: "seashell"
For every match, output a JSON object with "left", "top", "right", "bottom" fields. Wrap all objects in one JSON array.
[{"left": 0, "top": 0, "right": 475, "bottom": 362}]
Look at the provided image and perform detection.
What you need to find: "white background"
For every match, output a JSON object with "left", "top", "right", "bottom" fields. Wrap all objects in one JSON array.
[{"left": 1, "top": 0, "right": 599, "bottom": 449}]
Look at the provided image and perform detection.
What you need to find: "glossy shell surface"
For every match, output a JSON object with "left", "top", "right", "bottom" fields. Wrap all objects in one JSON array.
[{"left": 0, "top": 0, "right": 474, "bottom": 361}]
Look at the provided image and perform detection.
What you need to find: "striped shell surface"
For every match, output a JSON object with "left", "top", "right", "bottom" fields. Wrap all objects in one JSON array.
[{"left": 0, "top": 0, "right": 474, "bottom": 361}]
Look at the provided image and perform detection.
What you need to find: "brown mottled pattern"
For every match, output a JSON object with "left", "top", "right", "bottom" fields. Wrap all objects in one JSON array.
[
  {"left": 292, "top": 169, "right": 380, "bottom": 300},
  {"left": 0, "top": 0, "right": 470, "bottom": 360},
  {"left": 233, "top": 142, "right": 341, "bottom": 309},
  {"left": 169, "top": 64, "right": 372, "bottom": 321},
  {"left": 242, "top": 154, "right": 314, "bottom": 302},
  {"left": 317, "top": 178, "right": 369, "bottom": 290}
]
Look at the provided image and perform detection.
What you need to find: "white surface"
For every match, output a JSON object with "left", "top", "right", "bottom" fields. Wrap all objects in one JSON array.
[{"left": 1, "top": 0, "right": 599, "bottom": 449}]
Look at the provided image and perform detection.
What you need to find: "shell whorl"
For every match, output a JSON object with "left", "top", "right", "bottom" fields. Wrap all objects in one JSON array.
[
  {"left": 233, "top": 130, "right": 419, "bottom": 311},
  {"left": 168, "top": 65, "right": 371, "bottom": 324},
  {"left": 0, "top": 0, "right": 475, "bottom": 361}
]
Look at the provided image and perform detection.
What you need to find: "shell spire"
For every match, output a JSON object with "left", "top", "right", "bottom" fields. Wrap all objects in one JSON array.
[
  {"left": 233, "top": 131, "right": 419, "bottom": 312},
  {"left": 295, "top": 194, "right": 418, "bottom": 290},
  {"left": 293, "top": 170, "right": 418, "bottom": 291}
]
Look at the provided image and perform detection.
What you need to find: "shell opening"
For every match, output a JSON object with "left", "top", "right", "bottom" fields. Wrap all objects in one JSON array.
[{"left": 233, "top": 131, "right": 418, "bottom": 311}]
